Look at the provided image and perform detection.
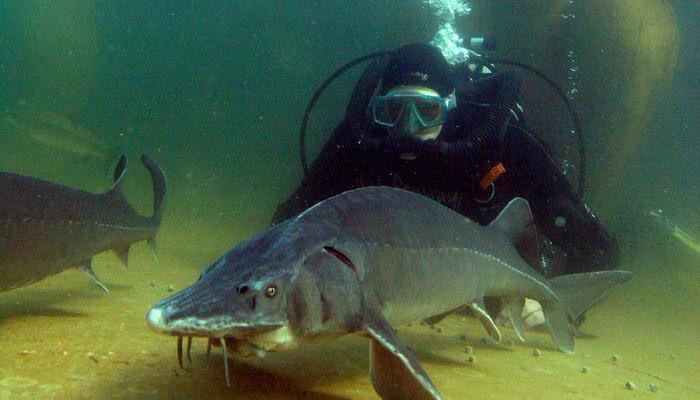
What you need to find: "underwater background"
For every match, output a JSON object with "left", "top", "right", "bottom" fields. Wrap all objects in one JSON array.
[{"left": 0, "top": 1, "right": 698, "bottom": 399}]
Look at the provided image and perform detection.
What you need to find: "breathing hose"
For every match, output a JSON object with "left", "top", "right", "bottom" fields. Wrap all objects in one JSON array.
[
  {"left": 436, "top": 70, "right": 522, "bottom": 164},
  {"left": 299, "top": 51, "right": 585, "bottom": 195}
]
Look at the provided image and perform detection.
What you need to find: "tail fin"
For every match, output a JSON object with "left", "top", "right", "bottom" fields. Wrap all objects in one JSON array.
[
  {"left": 541, "top": 270, "right": 632, "bottom": 353},
  {"left": 551, "top": 270, "right": 633, "bottom": 321},
  {"left": 140, "top": 154, "right": 167, "bottom": 258},
  {"left": 140, "top": 154, "right": 168, "bottom": 225}
]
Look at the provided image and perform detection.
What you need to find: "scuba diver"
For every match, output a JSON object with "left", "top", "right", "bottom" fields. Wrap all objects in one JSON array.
[{"left": 272, "top": 43, "right": 619, "bottom": 284}]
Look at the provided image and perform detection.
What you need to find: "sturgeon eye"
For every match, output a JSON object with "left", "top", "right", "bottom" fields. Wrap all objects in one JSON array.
[
  {"left": 237, "top": 285, "right": 249, "bottom": 295},
  {"left": 265, "top": 284, "right": 277, "bottom": 298}
]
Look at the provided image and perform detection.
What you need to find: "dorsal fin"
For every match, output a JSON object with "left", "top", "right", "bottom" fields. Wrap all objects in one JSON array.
[
  {"left": 109, "top": 155, "right": 128, "bottom": 193},
  {"left": 488, "top": 197, "right": 540, "bottom": 267},
  {"left": 489, "top": 197, "right": 533, "bottom": 239}
]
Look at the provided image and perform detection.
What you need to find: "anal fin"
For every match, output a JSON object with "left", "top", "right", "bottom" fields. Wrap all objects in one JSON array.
[
  {"left": 147, "top": 238, "right": 159, "bottom": 261},
  {"left": 114, "top": 246, "right": 130, "bottom": 268},
  {"left": 470, "top": 302, "right": 502, "bottom": 343},
  {"left": 506, "top": 298, "right": 527, "bottom": 342},
  {"left": 78, "top": 260, "right": 109, "bottom": 293}
]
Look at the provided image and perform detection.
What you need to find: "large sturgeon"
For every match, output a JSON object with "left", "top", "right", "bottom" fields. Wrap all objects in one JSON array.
[
  {"left": 0, "top": 154, "right": 167, "bottom": 292},
  {"left": 147, "top": 186, "right": 630, "bottom": 400}
]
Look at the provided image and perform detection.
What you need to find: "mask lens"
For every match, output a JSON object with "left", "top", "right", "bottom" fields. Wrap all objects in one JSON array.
[
  {"left": 414, "top": 98, "right": 443, "bottom": 125},
  {"left": 374, "top": 97, "right": 406, "bottom": 126}
]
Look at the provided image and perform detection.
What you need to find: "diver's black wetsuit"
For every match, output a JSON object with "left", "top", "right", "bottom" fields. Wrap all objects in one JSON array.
[{"left": 273, "top": 57, "right": 619, "bottom": 277}]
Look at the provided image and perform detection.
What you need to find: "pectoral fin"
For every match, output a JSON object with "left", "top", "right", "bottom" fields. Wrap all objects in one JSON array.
[
  {"left": 78, "top": 260, "right": 109, "bottom": 292},
  {"left": 365, "top": 307, "right": 442, "bottom": 400}
]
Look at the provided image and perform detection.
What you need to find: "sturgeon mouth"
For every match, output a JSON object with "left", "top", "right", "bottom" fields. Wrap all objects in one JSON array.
[
  {"left": 172, "top": 327, "right": 298, "bottom": 388},
  {"left": 147, "top": 306, "right": 294, "bottom": 387}
]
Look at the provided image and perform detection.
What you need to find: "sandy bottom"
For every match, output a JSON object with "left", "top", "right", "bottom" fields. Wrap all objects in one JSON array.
[{"left": 1, "top": 226, "right": 698, "bottom": 400}]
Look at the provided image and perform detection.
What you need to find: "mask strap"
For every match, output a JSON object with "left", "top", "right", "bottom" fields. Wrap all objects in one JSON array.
[
  {"left": 366, "top": 79, "right": 385, "bottom": 115},
  {"left": 445, "top": 90, "right": 457, "bottom": 111}
]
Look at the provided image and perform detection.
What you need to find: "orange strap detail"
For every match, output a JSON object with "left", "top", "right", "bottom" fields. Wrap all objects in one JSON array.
[{"left": 479, "top": 163, "right": 506, "bottom": 190}]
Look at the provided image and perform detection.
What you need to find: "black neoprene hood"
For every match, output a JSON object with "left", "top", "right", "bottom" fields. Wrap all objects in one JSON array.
[{"left": 381, "top": 43, "right": 454, "bottom": 97}]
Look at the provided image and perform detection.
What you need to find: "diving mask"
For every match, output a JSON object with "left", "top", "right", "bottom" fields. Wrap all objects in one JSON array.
[{"left": 370, "top": 91, "right": 456, "bottom": 131}]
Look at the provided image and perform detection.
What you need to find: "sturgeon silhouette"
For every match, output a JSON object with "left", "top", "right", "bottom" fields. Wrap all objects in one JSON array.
[
  {"left": 0, "top": 154, "right": 167, "bottom": 292},
  {"left": 147, "top": 186, "right": 630, "bottom": 400}
]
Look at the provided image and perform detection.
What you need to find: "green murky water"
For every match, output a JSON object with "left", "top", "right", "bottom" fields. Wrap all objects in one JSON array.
[{"left": 1, "top": 1, "right": 698, "bottom": 399}]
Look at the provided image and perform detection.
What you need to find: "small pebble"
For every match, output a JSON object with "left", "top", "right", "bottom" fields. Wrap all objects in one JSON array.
[
  {"left": 166, "top": 284, "right": 174, "bottom": 292},
  {"left": 20, "top": 350, "right": 35, "bottom": 356},
  {"left": 464, "top": 346, "right": 473, "bottom": 354},
  {"left": 581, "top": 366, "right": 591, "bottom": 373},
  {"left": 63, "top": 351, "right": 69, "bottom": 356},
  {"left": 611, "top": 354, "right": 621, "bottom": 362},
  {"left": 466, "top": 355, "right": 476, "bottom": 364},
  {"left": 625, "top": 381, "right": 636, "bottom": 390},
  {"left": 149, "top": 280, "right": 156, "bottom": 287},
  {"left": 87, "top": 352, "right": 99, "bottom": 363},
  {"left": 532, "top": 348, "right": 541, "bottom": 357},
  {"left": 458, "top": 333, "right": 467, "bottom": 341},
  {"left": 649, "top": 383, "right": 658, "bottom": 392}
]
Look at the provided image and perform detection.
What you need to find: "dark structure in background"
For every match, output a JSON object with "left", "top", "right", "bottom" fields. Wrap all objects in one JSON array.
[{"left": 461, "top": 0, "right": 679, "bottom": 220}]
